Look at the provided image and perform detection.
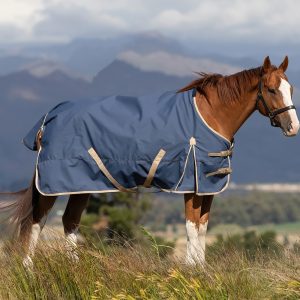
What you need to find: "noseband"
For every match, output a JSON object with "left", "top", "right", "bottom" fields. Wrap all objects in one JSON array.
[{"left": 256, "top": 81, "right": 296, "bottom": 127}]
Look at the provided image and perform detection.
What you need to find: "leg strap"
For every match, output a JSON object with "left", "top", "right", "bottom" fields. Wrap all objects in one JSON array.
[
  {"left": 88, "top": 147, "right": 136, "bottom": 192},
  {"left": 143, "top": 149, "right": 166, "bottom": 188}
]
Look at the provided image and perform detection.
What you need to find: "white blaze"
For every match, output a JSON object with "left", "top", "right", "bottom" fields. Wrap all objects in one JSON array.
[{"left": 279, "top": 79, "right": 299, "bottom": 129}]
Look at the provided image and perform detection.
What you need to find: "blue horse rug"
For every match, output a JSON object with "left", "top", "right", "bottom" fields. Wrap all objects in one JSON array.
[{"left": 23, "top": 89, "right": 233, "bottom": 196}]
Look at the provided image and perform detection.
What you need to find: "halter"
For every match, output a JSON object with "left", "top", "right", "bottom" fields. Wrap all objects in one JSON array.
[{"left": 256, "top": 80, "right": 296, "bottom": 127}]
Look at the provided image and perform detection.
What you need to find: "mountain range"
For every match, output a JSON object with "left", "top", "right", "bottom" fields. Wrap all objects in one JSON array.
[{"left": 1, "top": 33, "right": 300, "bottom": 190}]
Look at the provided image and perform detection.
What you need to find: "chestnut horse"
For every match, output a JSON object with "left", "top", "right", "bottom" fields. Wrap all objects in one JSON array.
[{"left": 1, "top": 56, "right": 299, "bottom": 267}]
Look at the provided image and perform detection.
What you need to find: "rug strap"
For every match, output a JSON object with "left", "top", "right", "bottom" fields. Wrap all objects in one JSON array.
[
  {"left": 206, "top": 167, "right": 232, "bottom": 178},
  {"left": 35, "top": 113, "right": 48, "bottom": 151},
  {"left": 88, "top": 147, "right": 136, "bottom": 193},
  {"left": 208, "top": 149, "right": 233, "bottom": 157},
  {"left": 143, "top": 149, "right": 166, "bottom": 188}
]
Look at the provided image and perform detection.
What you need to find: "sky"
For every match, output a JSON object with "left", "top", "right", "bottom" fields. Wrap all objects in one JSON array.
[{"left": 0, "top": 0, "right": 300, "bottom": 46}]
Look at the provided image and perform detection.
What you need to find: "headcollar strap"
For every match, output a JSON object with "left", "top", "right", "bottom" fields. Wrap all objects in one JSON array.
[{"left": 256, "top": 80, "right": 296, "bottom": 127}]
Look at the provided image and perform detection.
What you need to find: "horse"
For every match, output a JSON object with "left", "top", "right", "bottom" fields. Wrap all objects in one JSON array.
[{"left": 0, "top": 55, "right": 299, "bottom": 267}]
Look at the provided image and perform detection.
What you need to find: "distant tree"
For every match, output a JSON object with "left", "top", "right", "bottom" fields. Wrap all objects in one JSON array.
[
  {"left": 80, "top": 192, "right": 152, "bottom": 243},
  {"left": 209, "top": 230, "right": 282, "bottom": 259},
  {"left": 210, "top": 192, "right": 300, "bottom": 227}
]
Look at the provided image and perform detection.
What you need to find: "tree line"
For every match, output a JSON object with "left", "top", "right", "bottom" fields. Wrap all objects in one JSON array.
[{"left": 142, "top": 191, "right": 300, "bottom": 229}]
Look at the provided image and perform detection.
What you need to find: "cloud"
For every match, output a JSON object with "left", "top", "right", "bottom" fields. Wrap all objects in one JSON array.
[
  {"left": 0, "top": 0, "right": 300, "bottom": 44},
  {"left": 0, "top": 0, "right": 42, "bottom": 26},
  {"left": 10, "top": 87, "right": 39, "bottom": 102},
  {"left": 118, "top": 50, "right": 240, "bottom": 77},
  {"left": 33, "top": 2, "right": 129, "bottom": 42},
  {"left": 149, "top": 0, "right": 300, "bottom": 42},
  {"left": 20, "top": 59, "right": 85, "bottom": 79},
  {"left": 0, "top": 0, "right": 43, "bottom": 42},
  {"left": 0, "top": 24, "right": 25, "bottom": 43}
]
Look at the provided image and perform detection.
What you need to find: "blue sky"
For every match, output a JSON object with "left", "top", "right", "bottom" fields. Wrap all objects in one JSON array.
[{"left": 0, "top": 0, "right": 299, "bottom": 45}]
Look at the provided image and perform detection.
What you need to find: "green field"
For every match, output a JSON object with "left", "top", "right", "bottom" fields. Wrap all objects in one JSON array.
[
  {"left": 253, "top": 222, "right": 300, "bottom": 234},
  {"left": 209, "top": 222, "right": 300, "bottom": 235}
]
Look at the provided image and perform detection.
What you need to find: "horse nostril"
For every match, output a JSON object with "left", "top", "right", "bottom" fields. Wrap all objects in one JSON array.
[{"left": 287, "top": 123, "right": 293, "bottom": 132}]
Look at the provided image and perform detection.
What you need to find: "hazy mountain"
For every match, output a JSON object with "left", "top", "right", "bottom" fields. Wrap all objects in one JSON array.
[
  {"left": 0, "top": 55, "right": 37, "bottom": 75},
  {"left": 92, "top": 59, "right": 192, "bottom": 96},
  {"left": 0, "top": 32, "right": 279, "bottom": 78},
  {"left": 0, "top": 32, "right": 188, "bottom": 78},
  {"left": 0, "top": 70, "right": 90, "bottom": 104}
]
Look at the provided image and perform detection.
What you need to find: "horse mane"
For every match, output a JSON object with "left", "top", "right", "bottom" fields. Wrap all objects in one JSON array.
[{"left": 178, "top": 67, "right": 263, "bottom": 103}]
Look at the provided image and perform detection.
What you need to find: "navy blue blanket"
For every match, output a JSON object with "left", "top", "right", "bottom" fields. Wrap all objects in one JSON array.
[{"left": 23, "top": 90, "right": 233, "bottom": 195}]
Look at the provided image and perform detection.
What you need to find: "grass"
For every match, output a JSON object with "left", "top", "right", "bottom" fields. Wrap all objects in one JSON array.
[{"left": 0, "top": 233, "right": 299, "bottom": 300}]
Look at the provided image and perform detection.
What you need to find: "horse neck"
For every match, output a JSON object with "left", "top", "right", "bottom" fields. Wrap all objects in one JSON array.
[{"left": 195, "top": 76, "right": 260, "bottom": 141}]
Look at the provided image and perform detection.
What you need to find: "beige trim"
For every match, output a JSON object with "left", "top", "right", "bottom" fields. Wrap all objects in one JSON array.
[
  {"left": 192, "top": 142, "right": 198, "bottom": 193},
  {"left": 35, "top": 160, "right": 231, "bottom": 197},
  {"left": 143, "top": 149, "right": 166, "bottom": 188},
  {"left": 197, "top": 155, "right": 231, "bottom": 195},
  {"left": 192, "top": 96, "right": 232, "bottom": 194},
  {"left": 35, "top": 148, "right": 120, "bottom": 196},
  {"left": 174, "top": 145, "right": 192, "bottom": 191},
  {"left": 34, "top": 134, "right": 231, "bottom": 197},
  {"left": 88, "top": 147, "right": 136, "bottom": 193},
  {"left": 161, "top": 155, "right": 232, "bottom": 196},
  {"left": 160, "top": 159, "right": 231, "bottom": 195},
  {"left": 193, "top": 97, "right": 231, "bottom": 144},
  {"left": 174, "top": 137, "right": 198, "bottom": 191}
]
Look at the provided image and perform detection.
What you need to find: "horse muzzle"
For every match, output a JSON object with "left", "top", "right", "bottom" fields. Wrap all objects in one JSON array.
[{"left": 282, "top": 121, "right": 300, "bottom": 136}]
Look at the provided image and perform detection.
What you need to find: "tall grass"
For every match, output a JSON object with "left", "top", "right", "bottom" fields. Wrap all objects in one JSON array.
[{"left": 0, "top": 233, "right": 299, "bottom": 299}]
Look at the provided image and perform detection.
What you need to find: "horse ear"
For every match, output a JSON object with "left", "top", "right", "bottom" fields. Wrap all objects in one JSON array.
[
  {"left": 279, "top": 56, "right": 289, "bottom": 72},
  {"left": 262, "top": 56, "right": 272, "bottom": 73}
]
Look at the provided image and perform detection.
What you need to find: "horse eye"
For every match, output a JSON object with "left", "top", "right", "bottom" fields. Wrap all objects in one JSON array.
[{"left": 268, "top": 88, "right": 276, "bottom": 94}]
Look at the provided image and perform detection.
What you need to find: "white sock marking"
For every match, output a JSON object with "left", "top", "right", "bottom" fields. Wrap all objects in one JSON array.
[
  {"left": 198, "top": 221, "right": 208, "bottom": 255},
  {"left": 27, "top": 223, "right": 41, "bottom": 256},
  {"left": 65, "top": 231, "right": 79, "bottom": 262},
  {"left": 66, "top": 232, "right": 77, "bottom": 246},
  {"left": 23, "top": 223, "right": 41, "bottom": 269},
  {"left": 185, "top": 220, "right": 208, "bottom": 265}
]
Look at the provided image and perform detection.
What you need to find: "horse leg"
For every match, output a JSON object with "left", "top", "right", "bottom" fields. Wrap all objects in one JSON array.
[
  {"left": 197, "top": 195, "right": 213, "bottom": 262},
  {"left": 22, "top": 193, "right": 57, "bottom": 268},
  {"left": 184, "top": 193, "right": 213, "bottom": 265},
  {"left": 62, "top": 193, "right": 90, "bottom": 261}
]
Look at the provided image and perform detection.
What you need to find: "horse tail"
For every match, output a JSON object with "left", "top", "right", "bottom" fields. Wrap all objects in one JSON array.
[{"left": 0, "top": 176, "right": 37, "bottom": 245}]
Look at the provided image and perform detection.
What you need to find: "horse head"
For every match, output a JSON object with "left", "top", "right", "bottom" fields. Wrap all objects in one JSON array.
[{"left": 257, "top": 56, "right": 299, "bottom": 136}]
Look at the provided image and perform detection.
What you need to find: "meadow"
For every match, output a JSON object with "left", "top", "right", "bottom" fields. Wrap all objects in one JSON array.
[
  {"left": 0, "top": 191, "right": 299, "bottom": 299},
  {"left": 0, "top": 231, "right": 299, "bottom": 300}
]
